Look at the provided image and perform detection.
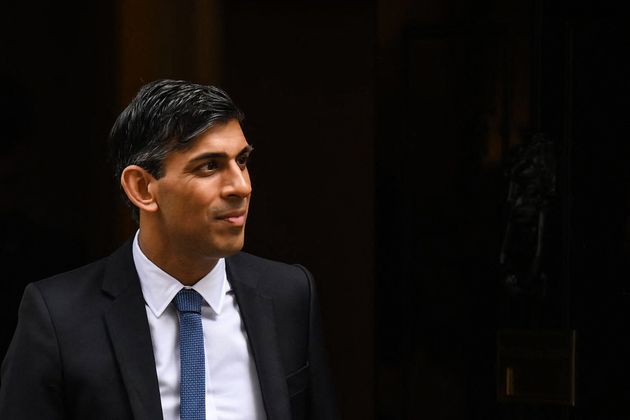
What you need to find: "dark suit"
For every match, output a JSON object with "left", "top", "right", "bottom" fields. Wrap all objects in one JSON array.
[{"left": 0, "top": 240, "right": 338, "bottom": 420}]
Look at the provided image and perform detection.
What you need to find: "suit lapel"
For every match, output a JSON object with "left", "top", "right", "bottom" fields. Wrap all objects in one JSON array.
[
  {"left": 102, "top": 241, "right": 164, "bottom": 420},
  {"left": 226, "top": 257, "right": 291, "bottom": 420}
]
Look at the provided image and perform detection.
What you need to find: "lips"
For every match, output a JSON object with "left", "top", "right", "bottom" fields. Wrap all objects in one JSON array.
[{"left": 216, "top": 209, "right": 247, "bottom": 226}]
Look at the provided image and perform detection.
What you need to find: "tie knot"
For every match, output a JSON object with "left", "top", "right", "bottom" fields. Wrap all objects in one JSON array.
[{"left": 173, "top": 289, "right": 203, "bottom": 314}]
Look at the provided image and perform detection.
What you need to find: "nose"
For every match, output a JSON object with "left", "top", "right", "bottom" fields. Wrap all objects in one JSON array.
[{"left": 222, "top": 162, "right": 252, "bottom": 198}]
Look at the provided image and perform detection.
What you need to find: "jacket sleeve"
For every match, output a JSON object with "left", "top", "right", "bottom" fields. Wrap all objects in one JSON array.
[
  {"left": 0, "top": 283, "right": 65, "bottom": 419},
  {"left": 295, "top": 265, "right": 340, "bottom": 420}
]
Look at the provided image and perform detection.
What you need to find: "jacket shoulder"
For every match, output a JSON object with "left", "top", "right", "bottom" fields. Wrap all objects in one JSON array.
[
  {"left": 33, "top": 257, "right": 108, "bottom": 298},
  {"left": 30, "top": 240, "right": 135, "bottom": 313},
  {"left": 226, "top": 252, "right": 314, "bottom": 298},
  {"left": 228, "top": 252, "right": 307, "bottom": 274}
]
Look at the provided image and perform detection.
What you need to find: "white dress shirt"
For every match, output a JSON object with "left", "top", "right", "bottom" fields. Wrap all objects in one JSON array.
[{"left": 132, "top": 232, "right": 266, "bottom": 420}]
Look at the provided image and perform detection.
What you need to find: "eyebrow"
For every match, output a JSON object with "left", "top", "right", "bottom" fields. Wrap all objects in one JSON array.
[{"left": 188, "top": 145, "right": 254, "bottom": 163}]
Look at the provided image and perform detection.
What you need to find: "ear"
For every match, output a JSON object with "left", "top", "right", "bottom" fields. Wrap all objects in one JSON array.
[{"left": 120, "top": 165, "right": 159, "bottom": 213}]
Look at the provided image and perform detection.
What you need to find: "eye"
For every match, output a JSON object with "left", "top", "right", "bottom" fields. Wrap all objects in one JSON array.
[
  {"left": 236, "top": 153, "right": 250, "bottom": 168},
  {"left": 204, "top": 160, "right": 219, "bottom": 171}
]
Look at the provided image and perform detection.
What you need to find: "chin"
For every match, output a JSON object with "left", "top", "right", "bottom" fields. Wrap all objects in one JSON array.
[
  {"left": 220, "top": 247, "right": 242, "bottom": 257},
  {"left": 216, "top": 237, "right": 245, "bottom": 257}
]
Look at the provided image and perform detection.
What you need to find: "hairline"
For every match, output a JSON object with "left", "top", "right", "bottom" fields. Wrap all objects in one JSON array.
[{"left": 136, "top": 116, "right": 243, "bottom": 179}]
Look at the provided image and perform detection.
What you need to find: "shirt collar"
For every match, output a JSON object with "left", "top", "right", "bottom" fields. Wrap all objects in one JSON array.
[{"left": 132, "top": 231, "right": 230, "bottom": 317}]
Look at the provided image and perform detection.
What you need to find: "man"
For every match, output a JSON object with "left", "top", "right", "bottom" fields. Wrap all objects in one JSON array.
[{"left": 0, "top": 80, "right": 338, "bottom": 420}]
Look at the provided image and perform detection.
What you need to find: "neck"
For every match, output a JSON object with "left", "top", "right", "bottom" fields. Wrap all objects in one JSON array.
[{"left": 137, "top": 230, "right": 219, "bottom": 286}]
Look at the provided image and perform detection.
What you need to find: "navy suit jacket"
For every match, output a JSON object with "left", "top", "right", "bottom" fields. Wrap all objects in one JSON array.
[{"left": 0, "top": 240, "right": 338, "bottom": 420}]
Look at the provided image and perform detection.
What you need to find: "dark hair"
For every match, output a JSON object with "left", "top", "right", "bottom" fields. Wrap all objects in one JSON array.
[{"left": 109, "top": 79, "right": 244, "bottom": 221}]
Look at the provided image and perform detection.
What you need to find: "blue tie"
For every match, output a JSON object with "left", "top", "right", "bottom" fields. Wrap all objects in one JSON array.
[{"left": 173, "top": 289, "right": 206, "bottom": 420}]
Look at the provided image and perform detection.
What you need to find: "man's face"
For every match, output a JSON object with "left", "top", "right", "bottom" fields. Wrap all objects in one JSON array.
[{"left": 150, "top": 119, "right": 252, "bottom": 261}]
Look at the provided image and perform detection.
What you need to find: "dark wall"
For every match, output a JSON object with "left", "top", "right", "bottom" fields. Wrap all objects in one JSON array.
[
  {"left": 1, "top": 2, "right": 119, "bottom": 358},
  {"left": 375, "top": 0, "right": 630, "bottom": 418},
  {"left": 561, "top": 5, "right": 630, "bottom": 418},
  {"left": 375, "top": 1, "right": 532, "bottom": 418}
]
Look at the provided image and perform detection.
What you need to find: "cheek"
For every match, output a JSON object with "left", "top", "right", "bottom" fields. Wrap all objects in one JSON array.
[
  {"left": 159, "top": 180, "right": 222, "bottom": 222},
  {"left": 186, "top": 194, "right": 224, "bottom": 224},
  {"left": 160, "top": 191, "right": 200, "bottom": 224}
]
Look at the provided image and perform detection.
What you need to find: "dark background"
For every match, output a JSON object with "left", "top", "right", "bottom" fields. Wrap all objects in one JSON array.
[{"left": 1, "top": 0, "right": 629, "bottom": 419}]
